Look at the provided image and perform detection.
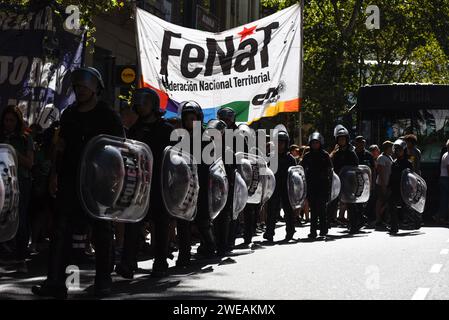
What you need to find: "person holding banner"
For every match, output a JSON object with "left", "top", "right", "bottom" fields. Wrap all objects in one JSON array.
[
  {"left": 115, "top": 87, "right": 174, "bottom": 279},
  {"left": 32, "top": 67, "right": 125, "bottom": 299}
]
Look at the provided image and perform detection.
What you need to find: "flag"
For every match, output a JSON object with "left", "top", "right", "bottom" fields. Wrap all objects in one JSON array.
[
  {"left": 0, "top": 4, "right": 85, "bottom": 128},
  {"left": 136, "top": 4, "right": 302, "bottom": 124}
]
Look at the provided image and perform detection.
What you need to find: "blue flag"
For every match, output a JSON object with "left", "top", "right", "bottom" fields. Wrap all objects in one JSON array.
[{"left": 0, "top": 4, "right": 85, "bottom": 128}]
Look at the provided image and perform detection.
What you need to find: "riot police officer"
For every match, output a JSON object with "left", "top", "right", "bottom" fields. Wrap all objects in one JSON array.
[
  {"left": 328, "top": 125, "right": 360, "bottom": 234},
  {"left": 300, "top": 132, "right": 333, "bottom": 239},
  {"left": 206, "top": 118, "right": 232, "bottom": 256},
  {"left": 216, "top": 107, "right": 238, "bottom": 254},
  {"left": 387, "top": 139, "right": 413, "bottom": 234},
  {"left": 176, "top": 101, "right": 217, "bottom": 266},
  {"left": 32, "top": 67, "right": 125, "bottom": 299},
  {"left": 115, "top": 87, "right": 174, "bottom": 278},
  {"left": 263, "top": 128, "right": 297, "bottom": 242}
]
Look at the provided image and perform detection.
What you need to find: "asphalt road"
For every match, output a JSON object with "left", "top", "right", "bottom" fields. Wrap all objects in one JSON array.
[{"left": 1, "top": 220, "right": 448, "bottom": 300}]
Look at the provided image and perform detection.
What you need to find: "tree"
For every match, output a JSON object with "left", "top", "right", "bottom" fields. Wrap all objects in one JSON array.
[{"left": 262, "top": 0, "right": 449, "bottom": 143}]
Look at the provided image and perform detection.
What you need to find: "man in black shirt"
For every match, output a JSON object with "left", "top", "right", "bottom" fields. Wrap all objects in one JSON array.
[{"left": 32, "top": 67, "right": 125, "bottom": 299}]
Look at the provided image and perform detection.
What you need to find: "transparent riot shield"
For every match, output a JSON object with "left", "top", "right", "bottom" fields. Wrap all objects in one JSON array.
[
  {"left": 209, "top": 158, "right": 229, "bottom": 220},
  {"left": 330, "top": 171, "right": 341, "bottom": 202},
  {"left": 161, "top": 146, "right": 200, "bottom": 221},
  {"left": 401, "top": 169, "right": 427, "bottom": 214},
  {"left": 261, "top": 166, "right": 276, "bottom": 206},
  {"left": 79, "top": 135, "right": 153, "bottom": 223},
  {"left": 232, "top": 170, "right": 248, "bottom": 220},
  {"left": 287, "top": 165, "right": 307, "bottom": 209},
  {"left": 0, "top": 145, "right": 20, "bottom": 242},
  {"left": 339, "top": 165, "right": 371, "bottom": 204},
  {"left": 235, "top": 152, "right": 264, "bottom": 204},
  {"left": 237, "top": 158, "right": 253, "bottom": 189}
]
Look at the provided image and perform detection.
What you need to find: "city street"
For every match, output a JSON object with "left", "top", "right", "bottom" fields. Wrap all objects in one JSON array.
[{"left": 1, "top": 220, "right": 448, "bottom": 300}]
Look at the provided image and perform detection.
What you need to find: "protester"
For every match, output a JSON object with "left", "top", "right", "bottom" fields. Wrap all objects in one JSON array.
[{"left": 375, "top": 141, "right": 394, "bottom": 229}]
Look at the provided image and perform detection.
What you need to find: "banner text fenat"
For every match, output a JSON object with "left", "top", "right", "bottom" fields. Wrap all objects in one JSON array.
[{"left": 136, "top": 4, "right": 302, "bottom": 124}]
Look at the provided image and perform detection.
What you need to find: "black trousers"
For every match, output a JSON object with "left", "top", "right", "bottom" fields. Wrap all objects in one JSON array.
[
  {"left": 309, "top": 197, "right": 328, "bottom": 235},
  {"left": 214, "top": 208, "right": 231, "bottom": 254},
  {"left": 121, "top": 204, "right": 170, "bottom": 272},
  {"left": 195, "top": 210, "right": 216, "bottom": 254},
  {"left": 346, "top": 203, "right": 360, "bottom": 232},
  {"left": 327, "top": 198, "right": 338, "bottom": 224},
  {"left": 176, "top": 219, "right": 191, "bottom": 262},
  {"left": 265, "top": 193, "right": 295, "bottom": 238},
  {"left": 327, "top": 199, "right": 358, "bottom": 231},
  {"left": 243, "top": 203, "right": 258, "bottom": 243},
  {"left": 46, "top": 178, "right": 113, "bottom": 287}
]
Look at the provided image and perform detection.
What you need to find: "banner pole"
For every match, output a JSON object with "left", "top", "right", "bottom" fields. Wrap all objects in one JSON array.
[
  {"left": 298, "top": 0, "right": 304, "bottom": 145},
  {"left": 133, "top": 3, "right": 142, "bottom": 89}
]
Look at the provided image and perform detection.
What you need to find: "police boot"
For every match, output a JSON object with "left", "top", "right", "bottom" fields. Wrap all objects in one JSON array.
[
  {"left": 31, "top": 281, "right": 68, "bottom": 300},
  {"left": 94, "top": 276, "right": 112, "bottom": 298}
]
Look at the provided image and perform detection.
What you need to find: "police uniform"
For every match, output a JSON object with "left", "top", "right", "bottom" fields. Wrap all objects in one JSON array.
[{"left": 301, "top": 133, "right": 333, "bottom": 237}]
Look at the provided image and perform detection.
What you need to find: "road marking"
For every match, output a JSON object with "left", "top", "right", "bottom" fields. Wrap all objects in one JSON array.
[
  {"left": 411, "top": 288, "right": 430, "bottom": 300},
  {"left": 440, "top": 249, "right": 449, "bottom": 255},
  {"left": 429, "top": 264, "right": 443, "bottom": 274}
]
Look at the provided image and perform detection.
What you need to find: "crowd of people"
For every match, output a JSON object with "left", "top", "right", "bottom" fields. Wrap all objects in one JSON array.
[{"left": 0, "top": 67, "right": 447, "bottom": 300}]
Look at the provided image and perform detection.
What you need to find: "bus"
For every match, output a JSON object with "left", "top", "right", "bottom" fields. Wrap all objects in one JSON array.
[{"left": 353, "top": 83, "right": 449, "bottom": 218}]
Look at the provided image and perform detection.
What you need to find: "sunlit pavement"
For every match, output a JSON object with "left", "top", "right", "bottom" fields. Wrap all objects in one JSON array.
[{"left": 1, "top": 220, "right": 448, "bottom": 300}]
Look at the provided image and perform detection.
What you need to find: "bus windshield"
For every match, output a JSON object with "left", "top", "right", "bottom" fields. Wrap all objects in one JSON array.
[{"left": 361, "top": 109, "right": 449, "bottom": 163}]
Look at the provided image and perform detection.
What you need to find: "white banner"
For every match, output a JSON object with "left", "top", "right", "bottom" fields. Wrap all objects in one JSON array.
[{"left": 136, "top": 4, "right": 302, "bottom": 124}]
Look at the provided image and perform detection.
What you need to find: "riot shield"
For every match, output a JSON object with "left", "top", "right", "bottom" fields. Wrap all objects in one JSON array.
[
  {"left": 237, "top": 158, "right": 253, "bottom": 188},
  {"left": 401, "top": 169, "right": 427, "bottom": 213},
  {"left": 261, "top": 166, "right": 276, "bottom": 205},
  {"left": 339, "top": 165, "right": 371, "bottom": 204},
  {"left": 161, "top": 146, "right": 200, "bottom": 221},
  {"left": 0, "top": 145, "right": 20, "bottom": 242},
  {"left": 287, "top": 165, "right": 307, "bottom": 209},
  {"left": 235, "top": 152, "right": 265, "bottom": 204},
  {"left": 79, "top": 135, "right": 153, "bottom": 223},
  {"left": 330, "top": 171, "right": 341, "bottom": 201},
  {"left": 209, "top": 158, "right": 229, "bottom": 220},
  {"left": 232, "top": 170, "right": 248, "bottom": 220}
]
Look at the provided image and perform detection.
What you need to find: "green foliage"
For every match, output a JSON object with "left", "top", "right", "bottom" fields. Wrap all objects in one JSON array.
[{"left": 263, "top": 0, "right": 449, "bottom": 141}]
